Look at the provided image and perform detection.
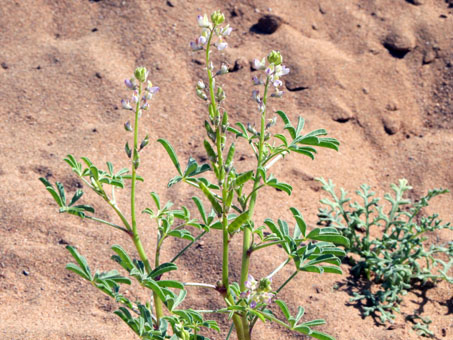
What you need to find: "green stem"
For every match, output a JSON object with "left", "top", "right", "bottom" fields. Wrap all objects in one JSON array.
[
  {"left": 239, "top": 77, "right": 271, "bottom": 340},
  {"left": 129, "top": 83, "right": 157, "bottom": 322},
  {"left": 205, "top": 27, "right": 245, "bottom": 340}
]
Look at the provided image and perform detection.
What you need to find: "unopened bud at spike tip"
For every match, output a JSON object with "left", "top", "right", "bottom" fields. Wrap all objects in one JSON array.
[
  {"left": 267, "top": 50, "right": 283, "bottom": 65},
  {"left": 211, "top": 10, "right": 225, "bottom": 25}
]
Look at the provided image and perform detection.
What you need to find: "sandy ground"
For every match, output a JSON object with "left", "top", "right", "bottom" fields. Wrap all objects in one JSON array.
[{"left": 0, "top": 0, "right": 452, "bottom": 339}]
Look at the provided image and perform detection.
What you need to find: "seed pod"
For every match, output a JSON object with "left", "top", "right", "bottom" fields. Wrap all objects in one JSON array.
[
  {"left": 204, "top": 120, "right": 216, "bottom": 142},
  {"left": 204, "top": 140, "right": 217, "bottom": 162},
  {"left": 225, "top": 142, "right": 235, "bottom": 168}
]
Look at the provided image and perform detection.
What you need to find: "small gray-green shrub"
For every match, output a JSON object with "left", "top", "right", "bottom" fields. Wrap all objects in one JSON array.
[{"left": 317, "top": 178, "right": 452, "bottom": 334}]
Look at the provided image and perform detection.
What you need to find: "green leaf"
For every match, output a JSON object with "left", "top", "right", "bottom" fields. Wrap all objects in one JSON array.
[
  {"left": 235, "top": 170, "right": 253, "bottom": 187},
  {"left": 157, "top": 280, "right": 184, "bottom": 289},
  {"left": 199, "top": 182, "right": 222, "bottom": 217},
  {"left": 149, "top": 263, "right": 178, "bottom": 279},
  {"left": 290, "top": 207, "right": 306, "bottom": 238},
  {"left": 192, "top": 196, "right": 207, "bottom": 224},
  {"left": 228, "top": 210, "right": 250, "bottom": 233},
  {"left": 68, "top": 190, "right": 83, "bottom": 206},
  {"left": 143, "top": 278, "right": 166, "bottom": 301},
  {"left": 276, "top": 110, "right": 296, "bottom": 139},
  {"left": 275, "top": 300, "right": 290, "bottom": 320},
  {"left": 149, "top": 192, "right": 161, "bottom": 210},
  {"left": 320, "top": 265, "right": 343, "bottom": 274},
  {"left": 293, "top": 325, "right": 311, "bottom": 335},
  {"left": 39, "top": 178, "right": 63, "bottom": 207},
  {"left": 66, "top": 263, "right": 91, "bottom": 281},
  {"left": 306, "top": 228, "right": 350, "bottom": 247},
  {"left": 158, "top": 139, "right": 182, "bottom": 175},
  {"left": 309, "top": 331, "right": 335, "bottom": 340},
  {"left": 111, "top": 245, "right": 135, "bottom": 272},
  {"left": 66, "top": 245, "right": 92, "bottom": 280},
  {"left": 56, "top": 182, "right": 66, "bottom": 206}
]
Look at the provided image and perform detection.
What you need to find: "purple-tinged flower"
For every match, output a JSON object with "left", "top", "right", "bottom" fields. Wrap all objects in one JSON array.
[
  {"left": 141, "top": 102, "right": 149, "bottom": 110},
  {"left": 131, "top": 94, "right": 139, "bottom": 104},
  {"left": 124, "top": 78, "right": 136, "bottom": 90},
  {"left": 252, "top": 75, "right": 262, "bottom": 85},
  {"left": 149, "top": 86, "right": 160, "bottom": 94},
  {"left": 271, "top": 89, "right": 284, "bottom": 98},
  {"left": 253, "top": 58, "right": 266, "bottom": 70},
  {"left": 281, "top": 65, "right": 290, "bottom": 76},
  {"left": 273, "top": 79, "right": 282, "bottom": 87},
  {"left": 217, "top": 41, "right": 228, "bottom": 50},
  {"left": 265, "top": 66, "right": 274, "bottom": 76},
  {"left": 221, "top": 25, "right": 233, "bottom": 37},
  {"left": 250, "top": 301, "right": 257, "bottom": 309},
  {"left": 197, "top": 14, "right": 211, "bottom": 28},
  {"left": 252, "top": 90, "right": 260, "bottom": 102},
  {"left": 121, "top": 99, "right": 132, "bottom": 110}
]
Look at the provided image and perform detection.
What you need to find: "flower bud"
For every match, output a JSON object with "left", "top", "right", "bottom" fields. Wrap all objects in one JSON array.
[
  {"left": 267, "top": 50, "right": 282, "bottom": 65},
  {"left": 218, "top": 63, "right": 229, "bottom": 75},
  {"left": 216, "top": 86, "right": 226, "bottom": 102},
  {"left": 211, "top": 10, "right": 225, "bottom": 25},
  {"left": 197, "top": 80, "right": 205, "bottom": 90},
  {"left": 124, "top": 121, "right": 132, "bottom": 132},
  {"left": 134, "top": 67, "right": 149, "bottom": 83},
  {"left": 139, "top": 134, "right": 149, "bottom": 150},
  {"left": 196, "top": 88, "right": 208, "bottom": 100}
]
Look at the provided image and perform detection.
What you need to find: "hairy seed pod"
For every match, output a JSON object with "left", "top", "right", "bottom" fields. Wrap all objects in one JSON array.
[
  {"left": 225, "top": 142, "right": 235, "bottom": 168},
  {"left": 204, "top": 140, "right": 217, "bottom": 162}
]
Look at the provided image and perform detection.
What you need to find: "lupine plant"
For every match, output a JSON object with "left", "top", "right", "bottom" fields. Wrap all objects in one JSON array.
[
  {"left": 40, "top": 11, "right": 349, "bottom": 340},
  {"left": 317, "top": 178, "right": 452, "bottom": 332}
]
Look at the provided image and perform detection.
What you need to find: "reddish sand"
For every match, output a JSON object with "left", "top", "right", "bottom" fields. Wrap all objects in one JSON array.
[{"left": 0, "top": 1, "right": 452, "bottom": 339}]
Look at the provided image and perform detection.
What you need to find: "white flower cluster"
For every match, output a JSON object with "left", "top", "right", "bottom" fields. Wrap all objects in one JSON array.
[
  {"left": 190, "top": 11, "right": 232, "bottom": 51},
  {"left": 251, "top": 51, "right": 290, "bottom": 112},
  {"left": 121, "top": 67, "right": 159, "bottom": 113},
  {"left": 241, "top": 275, "right": 275, "bottom": 309}
]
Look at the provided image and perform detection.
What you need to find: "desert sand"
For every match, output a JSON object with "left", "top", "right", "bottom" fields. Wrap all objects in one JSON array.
[{"left": 0, "top": 0, "right": 452, "bottom": 339}]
